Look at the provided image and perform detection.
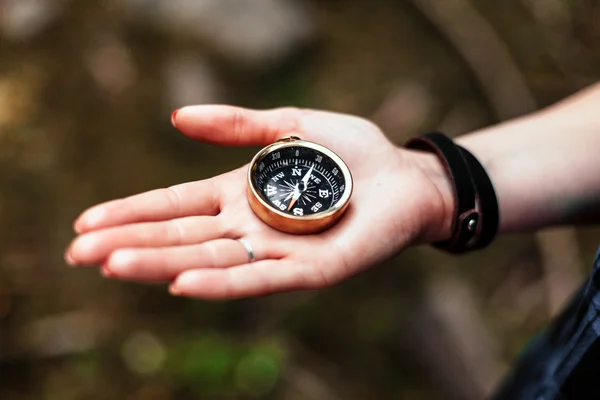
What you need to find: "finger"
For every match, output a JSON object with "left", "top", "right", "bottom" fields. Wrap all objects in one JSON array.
[
  {"left": 67, "top": 216, "right": 225, "bottom": 266},
  {"left": 74, "top": 178, "right": 220, "bottom": 233},
  {"left": 172, "top": 106, "right": 304, "bottom": 146},
  {"left": 169, "top": 260, "right": 325, "bottom": 300},
  {"left": 102, "top": 238, "right": 259, "bottom": 282}
]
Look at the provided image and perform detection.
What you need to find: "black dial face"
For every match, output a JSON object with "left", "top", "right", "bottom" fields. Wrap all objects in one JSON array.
[{"left": 253, "top": 145, "right": 347, "bottom": 217}]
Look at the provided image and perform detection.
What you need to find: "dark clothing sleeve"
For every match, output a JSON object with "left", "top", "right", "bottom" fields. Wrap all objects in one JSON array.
[{"left": 492, "top": 247, "right": 600, "bottom": 400}]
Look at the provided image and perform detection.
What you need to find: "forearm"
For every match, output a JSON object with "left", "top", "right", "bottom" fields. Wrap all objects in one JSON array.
[{"left": 455, "top": 83, "right": 600, "bottom": 234}]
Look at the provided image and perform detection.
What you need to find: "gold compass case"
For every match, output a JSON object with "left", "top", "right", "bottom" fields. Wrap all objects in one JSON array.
[{"left": 247, "top": 136, "right": 353, "bottom": 234}]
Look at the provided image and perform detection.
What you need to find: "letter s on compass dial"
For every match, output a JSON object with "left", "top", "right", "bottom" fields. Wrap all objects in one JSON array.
[{"left": 247, "top": 136, "right": 353, "bottom": 234}]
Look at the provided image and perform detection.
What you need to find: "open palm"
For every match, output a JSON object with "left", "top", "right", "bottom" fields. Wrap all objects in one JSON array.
[{"left": 66, "top": 106, "right": 448, "bottom": 299}]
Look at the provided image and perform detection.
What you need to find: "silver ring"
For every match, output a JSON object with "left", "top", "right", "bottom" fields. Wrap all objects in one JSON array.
[{"left": 236, "top": 238, "right": 255, "bottom": 263}]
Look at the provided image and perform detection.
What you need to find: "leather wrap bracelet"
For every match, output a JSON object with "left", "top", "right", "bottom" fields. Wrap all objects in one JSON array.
[{"left": 405, "top": 132, "right": 499, "bottom": 253}]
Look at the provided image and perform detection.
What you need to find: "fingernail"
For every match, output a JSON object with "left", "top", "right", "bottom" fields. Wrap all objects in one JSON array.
[
  {"left": 171, "top": 109, "right": 179, "bottom": 128},
  {"left": 65, "top": 252, "right": 77, "bottom": 267}
]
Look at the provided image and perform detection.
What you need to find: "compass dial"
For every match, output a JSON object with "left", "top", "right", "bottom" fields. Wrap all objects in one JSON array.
[
  {"left": 254, "top": 146, "right": 346, "bottom": 217},
  {"left": 247, "top": 137, "right": 352, "bottom": 234}
]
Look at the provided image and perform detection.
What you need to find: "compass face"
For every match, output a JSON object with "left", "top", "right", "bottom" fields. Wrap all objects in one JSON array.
[{"left": 252, "top": 145, "right": 347, "bottom": 217}]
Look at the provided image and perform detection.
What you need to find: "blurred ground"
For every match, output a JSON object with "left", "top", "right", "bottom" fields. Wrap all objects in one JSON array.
[{"left": 1, "top": 0, "right": 599, "bottom": 399}]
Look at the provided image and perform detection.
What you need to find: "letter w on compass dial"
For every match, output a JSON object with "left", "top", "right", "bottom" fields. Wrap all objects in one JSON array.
[{"left": 255, "top": 146, "right": 346, "bottom": 217}]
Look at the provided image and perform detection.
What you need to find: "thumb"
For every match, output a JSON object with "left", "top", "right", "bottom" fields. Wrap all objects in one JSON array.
[{"left": 171, "top": 105, "right": 304, "bottom": 146}]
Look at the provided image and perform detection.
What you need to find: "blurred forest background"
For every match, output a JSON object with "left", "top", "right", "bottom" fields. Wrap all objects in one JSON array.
[{"left": 1, "top": 0, "right": 600, "bottom": 399}]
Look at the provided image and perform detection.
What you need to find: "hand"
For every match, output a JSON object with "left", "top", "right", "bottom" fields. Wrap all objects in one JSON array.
[{"left": 65, "top": 106, "right": 453, "bottom": 299}]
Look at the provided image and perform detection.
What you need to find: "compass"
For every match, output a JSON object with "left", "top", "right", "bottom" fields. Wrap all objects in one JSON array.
[{"left": 247, "top": 136, "right": 353, "bottom": 234}]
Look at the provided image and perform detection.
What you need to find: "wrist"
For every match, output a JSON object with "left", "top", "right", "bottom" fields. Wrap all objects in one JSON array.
[
  {"left": 401, "top": 148, "right": 455, "bottom": 244},
  {"left": 403, "top": 132, "right": 501, "bottom": 252}
]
